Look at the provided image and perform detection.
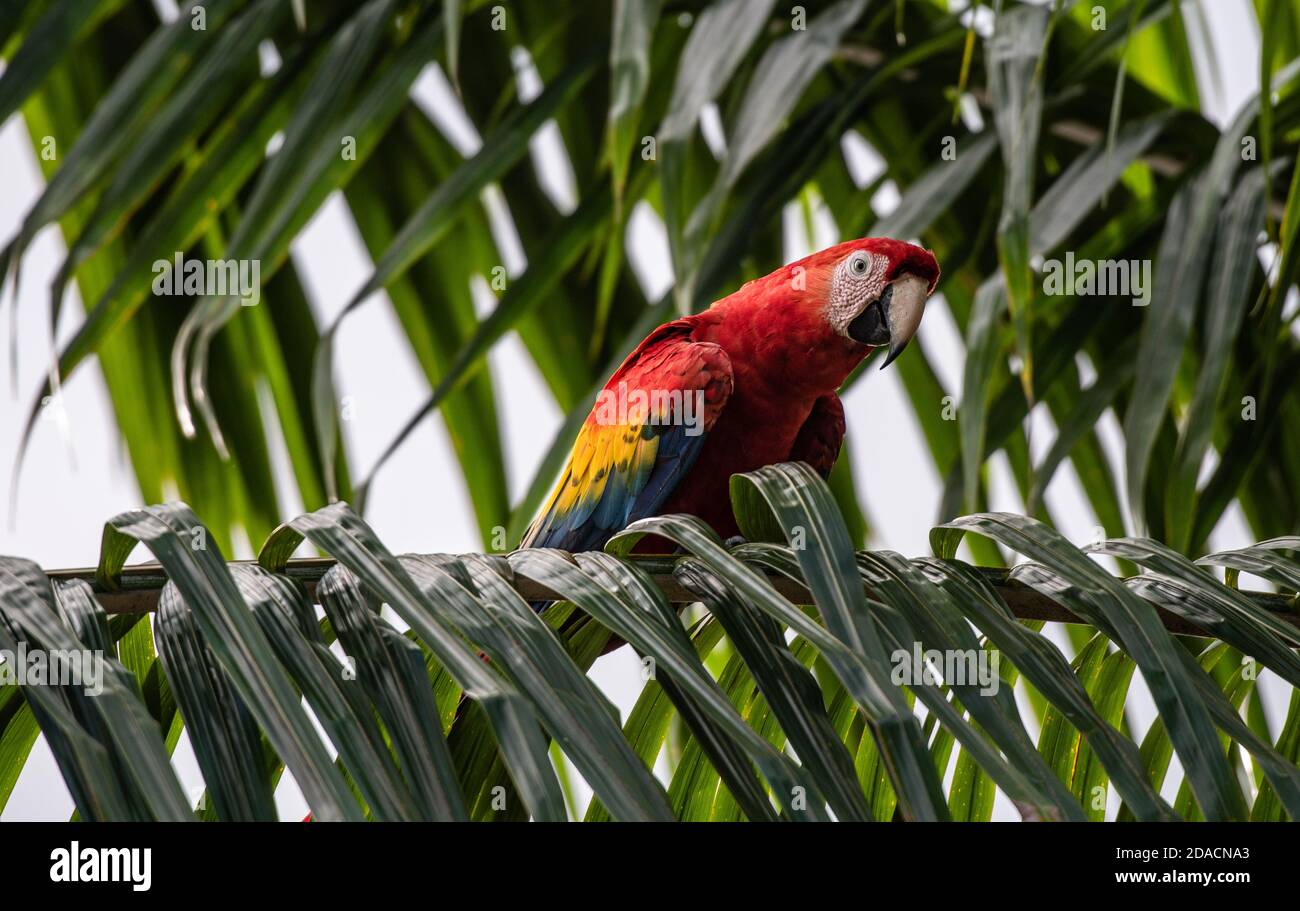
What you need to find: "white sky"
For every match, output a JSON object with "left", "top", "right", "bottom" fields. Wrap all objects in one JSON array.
[{"left": 0, "top": 0, "right": 1281, "bottom": 821}]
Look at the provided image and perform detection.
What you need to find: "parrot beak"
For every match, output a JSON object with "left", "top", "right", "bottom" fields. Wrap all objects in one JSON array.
[{"left": 877, "top": 273, "right": 930, "bottom": 369}]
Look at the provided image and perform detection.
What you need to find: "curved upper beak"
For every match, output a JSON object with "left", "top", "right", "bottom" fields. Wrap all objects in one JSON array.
[{"left": 877, "top": 273, "right": 930, "bottom": 370}]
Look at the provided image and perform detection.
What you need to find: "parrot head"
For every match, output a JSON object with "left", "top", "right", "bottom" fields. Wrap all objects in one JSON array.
[
  {"left": 812, "top": 237, "right": 940, "bottom": 369},
  {"left": 700, "top": 237, "right": 940, "bottom": 395}
]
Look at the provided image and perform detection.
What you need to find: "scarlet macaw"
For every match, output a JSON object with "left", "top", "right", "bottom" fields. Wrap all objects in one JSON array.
[{"left": 522, "top": 237, "right": 939, "bottom": 551}]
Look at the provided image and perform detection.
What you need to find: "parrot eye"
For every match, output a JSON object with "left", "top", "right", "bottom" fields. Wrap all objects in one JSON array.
[{"left": 849, "top": 253, "right": 869, "bottom": 277}]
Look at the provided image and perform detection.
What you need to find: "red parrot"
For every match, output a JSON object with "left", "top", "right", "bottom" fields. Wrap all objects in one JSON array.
[{"left": 522, "top": 237, "right": 939, "bottom": 551}]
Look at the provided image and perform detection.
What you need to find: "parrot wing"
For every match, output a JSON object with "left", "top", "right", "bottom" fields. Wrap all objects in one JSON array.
[
  {"left": 789, "top": 393, "right": 846, "bottom": 478},
  {"left": 521, "top": 321, "right": 733, "bottom": 553}
]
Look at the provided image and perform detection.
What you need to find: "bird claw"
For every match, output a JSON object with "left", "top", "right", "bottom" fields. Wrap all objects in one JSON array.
[{"left": 723, "top": 535, "right": 748, "bottom": 549}]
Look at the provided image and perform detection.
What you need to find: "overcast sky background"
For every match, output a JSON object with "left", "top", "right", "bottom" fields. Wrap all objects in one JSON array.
[{"left": 0, "top": 0, "right": 1277, "bottom": 821}]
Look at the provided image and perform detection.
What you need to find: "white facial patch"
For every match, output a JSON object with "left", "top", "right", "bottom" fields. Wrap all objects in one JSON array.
[{"left": 826, "top": 250, "right": 889, "bottom": 337}]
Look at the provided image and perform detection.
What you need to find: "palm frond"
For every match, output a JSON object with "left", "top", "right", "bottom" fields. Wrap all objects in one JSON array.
[{"left": 3, "top": 463, "right": 1299, "bottom": 821}]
